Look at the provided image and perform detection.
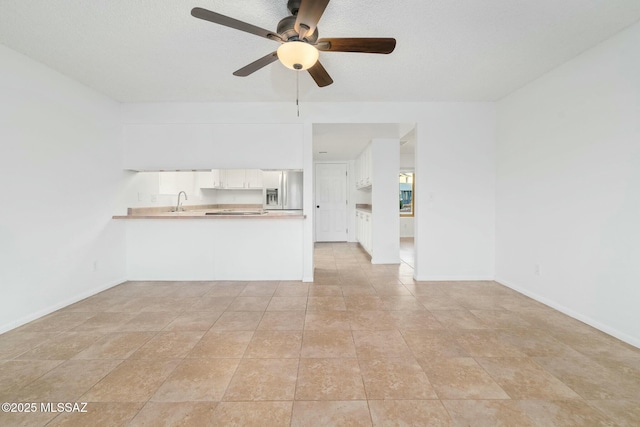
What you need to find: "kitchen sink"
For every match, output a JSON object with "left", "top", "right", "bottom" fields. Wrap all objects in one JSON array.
[{"left": 205, "top": 210, "right": 266, "bottom": 216}]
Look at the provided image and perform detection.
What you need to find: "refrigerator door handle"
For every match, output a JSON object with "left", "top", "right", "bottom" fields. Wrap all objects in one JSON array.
[
  {"left": 279, "top": 172, "right": 284, "bottom": 209},
  {"left": 283, "top": 172, "right": 288, "bottom": 209}
]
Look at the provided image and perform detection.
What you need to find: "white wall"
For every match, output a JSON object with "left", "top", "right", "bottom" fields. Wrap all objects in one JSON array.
[
  {"left": 371, "top": 138, "right": 401, "bottom": 264},
  {"left": 124, "top": 123, "right": 304, "bottom": 170},
  {"left": 302, "top": 122, "right": 314, "bottom": 281},
  {"left": 122, "top": 102, "right": 496, "bottom": 282},
  {"left": 400, "top": 153, "right": 415, "bottom": 169},
  {"left": 413, "top": 105, "right": 496, "bottom": 280},
  {"left": 400, "top": 218, "right": 415, "bottom": 237},
  {"left": 496, "top": 22, "right": 640, "bottom": 347},
  {"left": 0, "top": 45, "right": 126, "bottom": 332}
]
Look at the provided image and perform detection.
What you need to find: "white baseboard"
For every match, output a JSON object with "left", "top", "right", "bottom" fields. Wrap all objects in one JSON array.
[
  {"left": 0, "top": 277, "right": 127, "bottom": 334},
  {"left": 371, "top": 258, "right": 401, "bottom": 265},
  {"left": 413, "top": 275, "right": 495, "bottom": 282},
  {"left": 496, "top": 277, "right": 640, "bottom": 349}
]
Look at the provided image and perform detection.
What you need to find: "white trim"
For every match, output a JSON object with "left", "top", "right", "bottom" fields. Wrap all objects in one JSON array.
[
  {"left": 497, "top": 277, "right": 640, "bottom": 349},
  {"left": 413, "top": 275, "right": 495, "bottom": 281},
  {"left": 371, "top": 258, "right": 401, "bottom": 265},
  {"left": 0, "top": 277, "right": 126, "bottom": 334}
]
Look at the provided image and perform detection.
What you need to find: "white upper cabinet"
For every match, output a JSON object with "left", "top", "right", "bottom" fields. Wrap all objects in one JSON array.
[
  {"left": 197, "top": 169, "right": 263, "bottom": 190},
  {"left": 355, "top": 145, "right": 373, "bottom": 189},
  {"left": 197, "top": 169, "right": 222, "bottom": 189},
  {"left": 364, "top": 146, "right": 372, "bottom": 186},
  {"left": 245, "top": 169, "right": 263, "bottom": 189},
  {"left": 223, "top": 169, "right": 247, "bottom": 189}
]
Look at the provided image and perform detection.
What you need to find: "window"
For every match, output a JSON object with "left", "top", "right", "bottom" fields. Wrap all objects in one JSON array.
[{"left": 399, "top": 172, "right": 414, "bottom": 217}]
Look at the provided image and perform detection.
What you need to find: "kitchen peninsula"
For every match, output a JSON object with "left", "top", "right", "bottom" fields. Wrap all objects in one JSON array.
[
  {"left": 116, "top": 122, "right": 313, "bottom": 282},
  {"left": 113, "top": 205, "right": 305, "bottom": 219},
  {"left": 114, "top": 204, "right": 306, "bottom": 281}
]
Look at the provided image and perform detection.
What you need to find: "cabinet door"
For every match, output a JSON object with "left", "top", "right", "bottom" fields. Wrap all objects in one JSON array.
[
  {"left": 364, "top": 213, "right": 372, "bottom": 254},
  {"left": 364, "top": 146, "right": 372, "bottom": 186},
  {"left": 361, "top": 213, "right": 366, "bottom": 248},
  {"left": 223, "top": 169, "right": 246, "bottom": 189},
  {"left": 356, "top": 145, "right": 372, "bottom": 188},
  {"left": 197, "top": 170, "right": 220, "bottom": 189},
  {"left": 245, "top": 169, "right": 263, "bottom": 189},
  {"left": 196, "top": 171, "right": 211, "bottom": 188},
  {"left": 211, "top": 169, "right": 222, "bottom": 188}
]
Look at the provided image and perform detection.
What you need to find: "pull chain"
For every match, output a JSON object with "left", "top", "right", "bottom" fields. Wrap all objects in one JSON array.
[{"left": 296, "top": 71, "right": 300, "bottom": 117}]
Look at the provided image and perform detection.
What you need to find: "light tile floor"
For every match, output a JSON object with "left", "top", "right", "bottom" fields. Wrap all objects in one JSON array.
[
  {"left": 399, "top": 237, "right": 415, "bottom": 269},
  {"left": 1, "top": 242, "right": 639, "bottom": 426}
]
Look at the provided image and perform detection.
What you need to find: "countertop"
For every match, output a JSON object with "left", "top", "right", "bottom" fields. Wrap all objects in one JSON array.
[{"left": 112, "top": 205, "right": 305, "bottom": 220}]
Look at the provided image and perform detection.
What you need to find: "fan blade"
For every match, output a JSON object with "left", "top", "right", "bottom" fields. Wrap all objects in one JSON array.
[
  {"left": 307, "top": 61, "right": 333, "bottom": 87},
  {"left": 316, "top": 38, "right": 396, "bottom": 54},
  {"left": 191, "top": 7, "right": 283, "bottom": 42},
  {"left": 295, "top": 0, "right": 330, "bottom": 40},
  {"left": 233, "top": 52, "right": 279, "bottom": 77}
]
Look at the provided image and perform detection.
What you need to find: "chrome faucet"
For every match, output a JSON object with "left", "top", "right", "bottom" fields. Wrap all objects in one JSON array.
[{"left": 175, "top": 191, "right": 188, "bottom": 212}]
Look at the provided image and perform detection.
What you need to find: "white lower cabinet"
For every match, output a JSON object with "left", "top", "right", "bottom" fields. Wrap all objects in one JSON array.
[
  {"left": 363, "top": 212, "right": 372, "bottom": 254},
  {"left": 356, "top": 210, "right": 372, "bottom": 255}
]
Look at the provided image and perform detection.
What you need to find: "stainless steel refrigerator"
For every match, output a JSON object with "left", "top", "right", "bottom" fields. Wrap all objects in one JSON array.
[{"left": 263, "top": 170, "right": 303, "bottom": 210}]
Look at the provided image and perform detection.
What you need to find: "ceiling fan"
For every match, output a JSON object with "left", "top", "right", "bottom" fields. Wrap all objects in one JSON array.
[{"left": 191, "top": 0, "right": 396, "bottom": 87}]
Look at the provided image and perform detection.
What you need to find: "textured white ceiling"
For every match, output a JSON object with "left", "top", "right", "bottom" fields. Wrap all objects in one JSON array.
[{"left": 1, "top": 0, "right": 639, "bottom": 102}]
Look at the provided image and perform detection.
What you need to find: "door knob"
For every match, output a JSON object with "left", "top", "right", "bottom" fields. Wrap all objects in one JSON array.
[{"left": 316, "top": 205, "right": 320, "bottom": 208}]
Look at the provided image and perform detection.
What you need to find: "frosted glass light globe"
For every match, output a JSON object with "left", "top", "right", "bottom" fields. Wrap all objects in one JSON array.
[{"left": 277, "top": 41, "right": 319, "bottom": 70}]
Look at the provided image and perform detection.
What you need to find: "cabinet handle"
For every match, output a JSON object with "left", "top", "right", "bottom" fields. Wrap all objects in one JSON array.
[{"left": 283, "top": 173, "right": 288, "bottom": 208}]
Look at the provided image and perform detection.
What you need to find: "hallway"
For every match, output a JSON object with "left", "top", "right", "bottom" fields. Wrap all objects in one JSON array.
[{"left": 399, "top": 237, "right": 415, "bottom": 268}]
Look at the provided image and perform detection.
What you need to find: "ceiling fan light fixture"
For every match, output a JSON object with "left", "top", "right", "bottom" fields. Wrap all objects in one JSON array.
[{"left": 277, "top": 41, "right": 319, "bottom": 70}]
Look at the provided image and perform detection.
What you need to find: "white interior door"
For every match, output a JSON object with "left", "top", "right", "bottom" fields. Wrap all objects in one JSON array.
[{"left": 315, "top": 163, "right": 348, "bottom": 242}]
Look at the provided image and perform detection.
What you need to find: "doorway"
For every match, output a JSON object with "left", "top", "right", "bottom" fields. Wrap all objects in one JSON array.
[
  {"left": 399, "top": 127, "right": 416, "bottom": 269},
  {"left": 315, "top": 163, "right": 348, "bottom": 242}
]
